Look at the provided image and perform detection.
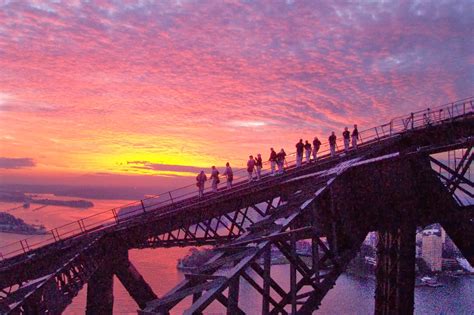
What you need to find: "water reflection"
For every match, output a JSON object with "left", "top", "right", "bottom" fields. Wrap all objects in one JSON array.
[{"left": 66, "top": 248, "right": 474, "bottom": 314}]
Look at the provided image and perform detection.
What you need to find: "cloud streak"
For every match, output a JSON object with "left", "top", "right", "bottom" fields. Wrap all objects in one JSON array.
[
  {"left": 125, "top": 161, "right": 244, "bottom": 177},
  {"left": 0, "top": 157, "right": 36, "bottom": 169},
  {"left": 126, "top": 161, "right": 205, "bottom": 176}
]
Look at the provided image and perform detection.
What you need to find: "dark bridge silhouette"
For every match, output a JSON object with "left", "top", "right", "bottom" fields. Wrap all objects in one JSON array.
[{"left": 0, "top": 98, "right": 473, "bottom": 314}]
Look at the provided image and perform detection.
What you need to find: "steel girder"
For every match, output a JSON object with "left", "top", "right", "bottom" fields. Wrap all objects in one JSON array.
[
  {"left": 139, "top": 157, "right": 369, "bottom": 314},
  {"left": 374, "top": 221, "right": 417, "bottom": 315},
  {"left": 1, "top": 236, "right": 159, "bottom": 315},
  {"left": 85, "top": 245, "right": 158, "bottom": 314},
  {"left": 1, "top": 236, "right": 105, "bottom": 314},
  {"left": 134, "top": 198, "right": 284, "bottom": 249}
]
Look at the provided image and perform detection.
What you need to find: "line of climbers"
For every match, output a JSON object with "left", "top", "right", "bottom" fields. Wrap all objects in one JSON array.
[{"left": 195, "top": 124, "right": 359, "bottom": 198}]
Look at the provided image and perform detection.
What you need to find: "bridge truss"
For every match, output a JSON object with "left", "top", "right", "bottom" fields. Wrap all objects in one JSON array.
[{"left": 0, "top": 98, "right": 473, "bottom": 314}]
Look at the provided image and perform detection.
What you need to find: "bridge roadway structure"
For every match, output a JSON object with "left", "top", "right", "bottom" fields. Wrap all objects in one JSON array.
[{"left": 0, "top": 98, "right": 473, "bottom": 314}]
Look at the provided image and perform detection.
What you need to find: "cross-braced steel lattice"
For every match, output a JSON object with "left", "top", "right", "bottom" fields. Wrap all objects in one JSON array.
[
  {"left": 135, "top": 198, "right": 285, "bottom": 248},
  {"left": 430, "top": 146, "right": 473, "bottom": 205}
]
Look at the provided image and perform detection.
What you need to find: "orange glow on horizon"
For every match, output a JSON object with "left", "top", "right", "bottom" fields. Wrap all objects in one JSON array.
[{"left": 0, "top": 1, "right": 471, "bottom": 186}]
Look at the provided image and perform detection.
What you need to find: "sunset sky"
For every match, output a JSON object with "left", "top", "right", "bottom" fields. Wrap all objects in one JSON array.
[{"left": 0, "top": 0, "right": 472, "bottom": 188}]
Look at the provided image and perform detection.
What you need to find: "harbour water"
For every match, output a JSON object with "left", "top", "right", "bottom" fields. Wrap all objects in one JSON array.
[{"left": 1, "top": 198, "right": 473, "bottom": 314}]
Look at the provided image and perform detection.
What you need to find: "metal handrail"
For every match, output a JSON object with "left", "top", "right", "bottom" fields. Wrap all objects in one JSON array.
[{"left": 0, "top": 97, "right": 472, "bottom": 261}]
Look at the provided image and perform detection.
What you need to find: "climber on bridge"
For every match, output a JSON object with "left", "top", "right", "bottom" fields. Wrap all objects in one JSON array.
[
  {"left": 304, "top": 140, "right": 312, "bottom": 163},
  {"left": 255, "top": 154, "right": 263, "bottom": 180},
  {"left": 352, "top": 124, "right": 359, "bottom": 149},
  {"left": 276, "top": 148, "right": 286, "bottom": 174},
  {"left": 210, "top": 166, "right": 220, "bottom": 193},
  {"left": 247, "top": 155, "right": 256, "bottom": 182},
  {"left": 223, "top": 162, "right": 233, "bottom": 189},
  {"left": 329, "top": 132, "right": 337, "bottom": 156},
  {"left": 196, "top": 171, "right": 207, "bottom": 198},
  {"left": 423, "top": 110, "right": 432, "bottom": 126},
  {"left": 269, "top": 148, "right": 277, "bottom": 175},
  {"left": 312, "top": 136, "right": 321, "bottom": 160},
  {"left": 343, "top": 127, "right": 350, "bottom": 152},
  {"left": 296, "top": 139, "right": 304, "bottom": 167}
]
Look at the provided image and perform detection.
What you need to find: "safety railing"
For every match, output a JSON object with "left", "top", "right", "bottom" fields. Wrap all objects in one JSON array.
[{"left": 0, "top": 97, "right": 472, "bottom": 261}]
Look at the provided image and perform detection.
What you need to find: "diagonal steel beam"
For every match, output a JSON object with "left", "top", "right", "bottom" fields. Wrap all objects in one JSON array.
[
  {"left": 115, "top": 259, "right": 157, "bottom": 309},
  {"left": 430, "top": 155, "right": 473, "bottom": 188},
  {"left": 449, "top": 151, "right": 473, "bottom": 193}
]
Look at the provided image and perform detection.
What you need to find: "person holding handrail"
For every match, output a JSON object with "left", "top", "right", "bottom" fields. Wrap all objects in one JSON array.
[
  {"left": 343, "top": 127, "right": 350, "bottom": 152},
  {"left": 329, "top": 132, "right": 337, "bottom": 157},
  {"left": 255, "top": 154, "right": 263, "bottom": 180},
  {"left": 210, "top": 166, "right": 220, "bottom": 193},
  {"left": 223, "top": 162, "right": 233, "bottom": 189},
  {"left": 196, "top": 171, "right": 207, "bottom": 198},
  {"left": 247, "top": 155, "right": 256, "bottom": 182},
  {"left": 296, "top": 139, "right": 304, "bottom": 167},
  {"left": 304, "top": 140, "right": 312, "bottom": 163},
  {"left": 351, "top": 124, "right": 359, "bottom": 149},
  {"left": 269, "top": 148, "right": 277, "bottom": 175},
  {"left": 312, "top": 136, "right": 321, "bottom": 161}
]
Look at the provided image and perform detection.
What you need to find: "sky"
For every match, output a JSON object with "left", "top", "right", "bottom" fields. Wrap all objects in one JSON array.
[{"left": 0, "top": 0, "right": 472, "bottom": 188}]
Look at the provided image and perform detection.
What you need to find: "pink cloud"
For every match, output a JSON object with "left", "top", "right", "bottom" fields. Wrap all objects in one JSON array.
[{"left": 0, "top": 0, "right": 472, "bottom": 184}]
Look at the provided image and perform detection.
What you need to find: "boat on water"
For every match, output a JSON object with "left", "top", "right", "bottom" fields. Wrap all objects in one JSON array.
[{"left": 420, "top": 276, "right": 443, "bottom": 287}]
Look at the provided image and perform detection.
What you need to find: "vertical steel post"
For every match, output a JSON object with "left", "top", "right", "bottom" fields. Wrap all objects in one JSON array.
[
  {"left": 375, "top": 218, "right": 416, "bottom": 315},
  {"left": 86, "top": 262, "right": 114, "bottom": 315},
  {"left": 227, "top": 276, "right": 240, "bottom": 315},
  {"left": 169, "top": 192, "right": 175, "bottom": 206},
  {"left": 112, "top": 208, "right": 119, "bottom": 224},
  {"left": 290, "top": 228, "right": 297, "bottom": 314},
  {"left": 262, "top": 245, "right": 271, "bottom": 315},
  {"left": 20, "top": 240, "right": 26, "bottom": 253},
  {"left": 78, "top": 220, "right": 85, "bottom": 233},
  {"left": 312, "top": 230, "right": 320, "bottom": 284},
  {"left": 311, "top": 203, "right": 320, "bottom": 284},
  {"left": 375, "top": 127, "right": 380, "bottom": 140},
  {"left": 24, "top": 239, "right": 30, "bottom": 251},
  {"left": 330, "top": 187, "right": 338, "bottom": 255},
  {"left": 55, "top": 228, "right": 61, "bottom": 240}
]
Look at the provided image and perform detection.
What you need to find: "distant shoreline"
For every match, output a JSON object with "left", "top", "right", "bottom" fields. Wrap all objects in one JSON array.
[
  {"left": 0, "top": 228, "right": 49, "bottom": 236},
  {"left": 0, "top": 212, "right": 49, "bottom": 235},
  {"left": 0, "top": 184, "right": 157, "bottom": 201},
  {"left": 0, "top": 191, "right": 94, "bottom": 209},
  {"left": 28, "top": 198, "right": 94, "bottom": 208}
]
